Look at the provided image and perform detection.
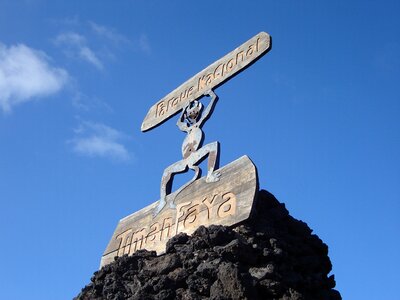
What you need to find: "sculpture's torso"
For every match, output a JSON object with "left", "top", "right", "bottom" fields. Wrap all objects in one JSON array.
[{"left": 182, "top": 126, "right": 203, "bottom": 159}]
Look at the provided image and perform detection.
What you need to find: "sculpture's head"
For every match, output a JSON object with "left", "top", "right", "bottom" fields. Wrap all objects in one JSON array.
[{"left": 185, "top": 100, "right": 203, "bottom": 123}]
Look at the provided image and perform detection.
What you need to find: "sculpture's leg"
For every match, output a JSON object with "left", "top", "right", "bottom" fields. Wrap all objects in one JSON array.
[
  {"left": 171, "top": 165, "right": 200, "bottom": 206},
  {"left": 190, "top": 165, "right": 201, "bottom": 181},
  {"left": 188, "top": 141, "right": 221, "bottom": 183},
  {"left": 206, "top": 141, "right": 220, "bottom": 182},
  {"left": 154, "top": 160, "right": 187, "bottom": 217}
]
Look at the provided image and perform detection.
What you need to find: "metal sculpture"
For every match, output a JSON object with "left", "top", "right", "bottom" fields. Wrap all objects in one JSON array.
[
  {"left": 140, "top": 32, "right": 271, "bottom": 217},
  {"left": 101, "top": 32, "right": 271, "bottom": 267},
  {"left": 154, "top": 89, "right": 220, "bottom": 216}
]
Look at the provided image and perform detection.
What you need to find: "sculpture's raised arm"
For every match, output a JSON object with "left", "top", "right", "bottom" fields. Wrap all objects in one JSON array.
[
  {"left": 176, "top": 107, "right": 189, "bottom": 132},
  {"left": 198, "top": 89, "right": 218, "bottom": 127}
]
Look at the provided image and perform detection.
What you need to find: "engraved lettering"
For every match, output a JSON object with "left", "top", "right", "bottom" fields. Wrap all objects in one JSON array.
[
  {"left": 116, "top": 229, "right": 133, "bottom": 256},
  {"left": 225, "top": 58, "right": 236, "bottom": 73},
  {"left": 202, "top": 193, "right": 218, "bottom": 219},
  {"left": 155, "top": 101, "right": 166, "bottom": 118},
  {"left": 168, "top": 97, "right": 179, "bottom": 109},
  {"left": 175, "top": 201, "right": 192, "bottom": 234},
  {"left": 217, "top": 192, "right": 237, "bottom": 218},
  {"left": 180, "top": 90, "right": 187, "bottom": 101},
  {"left": 246, "top": 43, "right": 255, "bottom": 57},
  {"left": 129, "top": 228, "right": 146, "bottom": 254},
  {"left": 197, "top": 75, "right": 207, "bottom": 91},
  {"left": 188, "top": 86, "right": 194, "bottom": 96},
  {"left": 146, "top": 222, "right": 161, "bottom": 243},
  {"left": 236, "top": 51, "right": 245, "bottom": 65},
  {"left": 161, "top": 217, "right": 173, "bottom": 240},
  {"left": 178, "top": 87, "right": 194, "bottom": 103},
  {"left": 213, "top": 63, "right": 224, "bottom": 80},
  {"left": 205, "top": 73, "right": 213, "bottom": 85},
  {"left": 184, "top": 204, "right": 200, "bottom": 229}
]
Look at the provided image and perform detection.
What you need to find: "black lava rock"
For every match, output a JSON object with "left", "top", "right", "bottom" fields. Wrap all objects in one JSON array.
[{"left": 75, "top": 190, "right": 341, "bottom": 300}]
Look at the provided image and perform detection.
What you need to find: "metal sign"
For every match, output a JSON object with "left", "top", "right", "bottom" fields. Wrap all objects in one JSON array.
[
  {"left": 101, "top": 32, "right": 271, "bottom": 267},
  {"left": 141, "top": 31, "right": 271, "bottom": 132},
  {"left": 101, "top": 156, "right": 258, "bottom": 268}
]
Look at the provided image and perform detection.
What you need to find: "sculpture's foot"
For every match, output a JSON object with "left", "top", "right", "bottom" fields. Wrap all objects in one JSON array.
[
  {"left": 153, "top": 199, "right": 166, "bottom": 218},
  {"left": 169, "top": 201, "right": 176, "bottom": 209},
  {"left": 206, "top": 171, "right": 221, "bottom": 183}
]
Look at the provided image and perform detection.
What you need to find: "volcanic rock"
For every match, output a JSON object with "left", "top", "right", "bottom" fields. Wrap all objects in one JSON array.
[{"left": 75, "top": 190, "right": 341, "bottom": 300}]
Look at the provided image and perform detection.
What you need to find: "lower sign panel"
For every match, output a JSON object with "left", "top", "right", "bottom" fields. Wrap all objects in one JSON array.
[{"left": 100, "top": 155, "right": 258, "bottom": 268}]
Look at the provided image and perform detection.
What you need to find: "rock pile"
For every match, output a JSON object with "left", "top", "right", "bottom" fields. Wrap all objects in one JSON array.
[{"left": 75, "top": 190, "right": 341, "bottom": 300}]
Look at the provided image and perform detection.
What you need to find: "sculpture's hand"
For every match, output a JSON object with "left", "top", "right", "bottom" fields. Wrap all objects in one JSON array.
[
  {"left": 206, "top": 171, "right": 221, "bottom": 183},
  {"left": 197, "top": 89, "right": 218, "bottom": 127},
  {"left": 204, "top": 89, "right": 217, "bottom": 100},
  {"left": 176, "top": 105, "right": 189, "bottom": 131},
  {"left": 180, "top": 104, "right": 189, "bottom": 118}
]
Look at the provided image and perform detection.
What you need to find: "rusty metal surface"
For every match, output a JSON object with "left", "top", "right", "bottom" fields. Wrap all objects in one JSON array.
[{"left": 141, "top": 31, "right": 271, "bottom": 132}]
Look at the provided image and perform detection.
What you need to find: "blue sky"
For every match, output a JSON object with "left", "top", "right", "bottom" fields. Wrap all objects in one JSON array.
[{"left": 0, "top": 1, "right": 399, "bottom": 299}]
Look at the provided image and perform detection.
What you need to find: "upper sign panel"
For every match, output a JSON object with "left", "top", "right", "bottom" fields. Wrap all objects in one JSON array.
[{"left": 141, "top": 32, "right": 271, "bottom": 132}]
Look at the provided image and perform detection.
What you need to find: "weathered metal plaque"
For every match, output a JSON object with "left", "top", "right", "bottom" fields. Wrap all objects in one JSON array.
[
  {"left": 100, "top": 155, "right": 258, "bottom": 268},
  {"left": 141, "top": 31, "right": 271, "bottom": 132}
]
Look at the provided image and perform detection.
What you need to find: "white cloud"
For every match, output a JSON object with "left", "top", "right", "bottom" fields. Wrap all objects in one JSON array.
[
  {"left": 0, "top": 43, "right": 68, "bottom": 113},
  {"left": 69, "top": 121, "right": 131, "bottom": 162},
  {"left": 72, "top": 92, "right": 113, "bottom": 113},
  {"left": 79, "top": 46, "right": 103, "bottom": 69},
  {"left": 49, "top": 15, "right": 81, "bottom": 27},
  {"left": 139, "top": 34, "right": 151, "bottom": 54},
  {"left": 89, "top": 21, "right": 131, "bottom": 45},
  {"left": 54, "top": 32, "right": 103, "bottom": 70},
  {"left": 89, "top": 23, "right": 151, "bottom": 55}
]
